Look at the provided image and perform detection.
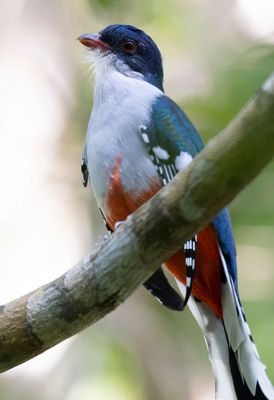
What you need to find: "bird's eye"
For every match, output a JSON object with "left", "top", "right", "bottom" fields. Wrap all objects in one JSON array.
[{"left": 122, "top": 40, "right": 137, "bottom": 54}]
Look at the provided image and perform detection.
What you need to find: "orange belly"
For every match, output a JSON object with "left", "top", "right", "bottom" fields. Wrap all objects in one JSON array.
[
  {"left": 104, "top": 156, "right": 222, "bottom": 317},
  {"left": 104, "top": 155, "right": 162, "bottom": 230}
]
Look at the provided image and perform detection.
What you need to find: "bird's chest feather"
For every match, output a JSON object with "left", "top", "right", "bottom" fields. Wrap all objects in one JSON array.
[{"left": 85, "top": 76, "right": 162, "bottom": 228}]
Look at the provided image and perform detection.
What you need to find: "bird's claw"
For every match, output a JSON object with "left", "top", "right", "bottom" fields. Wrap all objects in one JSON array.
[{"left": 114, "top": 221, "right": 124, "bottom": 230}]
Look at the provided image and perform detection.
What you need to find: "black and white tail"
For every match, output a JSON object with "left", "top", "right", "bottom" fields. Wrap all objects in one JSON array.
[{"left": 177, "top": 249, "right": 274, "bottom": 400}]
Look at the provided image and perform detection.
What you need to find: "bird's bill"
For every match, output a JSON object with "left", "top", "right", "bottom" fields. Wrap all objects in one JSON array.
[{"left": 78, "top": 33, "right": 111, "bottom": 51}]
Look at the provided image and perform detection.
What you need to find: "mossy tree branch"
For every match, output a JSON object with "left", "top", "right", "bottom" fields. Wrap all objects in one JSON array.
[{"left": 1, "top": 73, "right": 274, "bottom": 373}]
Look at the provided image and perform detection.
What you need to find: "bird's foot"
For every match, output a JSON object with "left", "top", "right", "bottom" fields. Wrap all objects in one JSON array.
[
  {"left": 114, "top": 220, "right": 124, "bottom": 230},
  {"left": 99, "top": 231, "right": 111, "bottom": 242}
]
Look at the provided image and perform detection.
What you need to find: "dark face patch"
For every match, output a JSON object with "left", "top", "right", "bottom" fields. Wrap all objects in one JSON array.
[{"left": 99, "top": 24, "right": 164, "bottom": 90}]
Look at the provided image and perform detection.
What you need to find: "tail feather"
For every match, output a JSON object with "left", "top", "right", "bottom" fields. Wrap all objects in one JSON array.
[
  {"left": 228, "top": 342, "right": 271, "bottom": 400},
  {"left": 176, "top": 249, "right": 274, "bottom": 400},
  {"left": 220, "top": 250, "right": 274, "bottom": 399}
]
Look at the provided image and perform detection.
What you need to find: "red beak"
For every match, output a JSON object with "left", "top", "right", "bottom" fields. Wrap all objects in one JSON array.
[{"left": 78, "top": 33, "right": 111, "bottom": 51}]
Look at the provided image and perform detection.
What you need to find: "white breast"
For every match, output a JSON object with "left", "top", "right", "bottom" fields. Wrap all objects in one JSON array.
[{"left": 85, "top": 63, "right": 162, "bottom": 211}]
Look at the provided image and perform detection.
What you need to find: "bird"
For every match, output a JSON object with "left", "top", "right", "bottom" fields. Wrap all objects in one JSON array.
[{"left": 78, "top": 24, "right": 274, "bottom": 400}]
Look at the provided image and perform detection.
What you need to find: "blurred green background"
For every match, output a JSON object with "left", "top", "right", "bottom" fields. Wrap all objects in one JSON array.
[{"left": 0, "top": 0, "right": 274, "bottom": 399}]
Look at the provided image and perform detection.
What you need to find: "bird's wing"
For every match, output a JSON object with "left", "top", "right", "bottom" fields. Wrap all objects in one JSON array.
[
  {"left": 149, "top": 95, "right": 204, "bottom": 157},
  {"left": 141, "top": 95, "right": 238, "bottom": 303},
  {"left": 140, "top": 95, "right": 203, "bottom": 187}
]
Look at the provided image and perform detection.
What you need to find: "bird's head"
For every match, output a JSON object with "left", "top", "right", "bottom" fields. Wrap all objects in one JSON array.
[{"left": 78, "top": 24, "right": 164, "bottom": 91}]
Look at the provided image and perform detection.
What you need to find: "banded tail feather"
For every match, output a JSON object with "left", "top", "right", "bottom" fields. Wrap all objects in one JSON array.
[
  {"left": 177, "top": 250, "right": 274, "bottom": 400},
  {"left": 183, "top": 235, "right": 197, "bottom": 309}
]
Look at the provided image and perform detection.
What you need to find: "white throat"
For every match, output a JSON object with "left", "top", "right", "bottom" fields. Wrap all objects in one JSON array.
[{"left": 91, "top": 54, "right": 162, "bottom": 109}]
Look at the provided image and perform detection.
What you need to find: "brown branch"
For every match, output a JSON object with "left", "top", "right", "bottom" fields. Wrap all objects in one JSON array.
[{"left": 1, "top": 73, "right": 274, "bottom": 373}]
